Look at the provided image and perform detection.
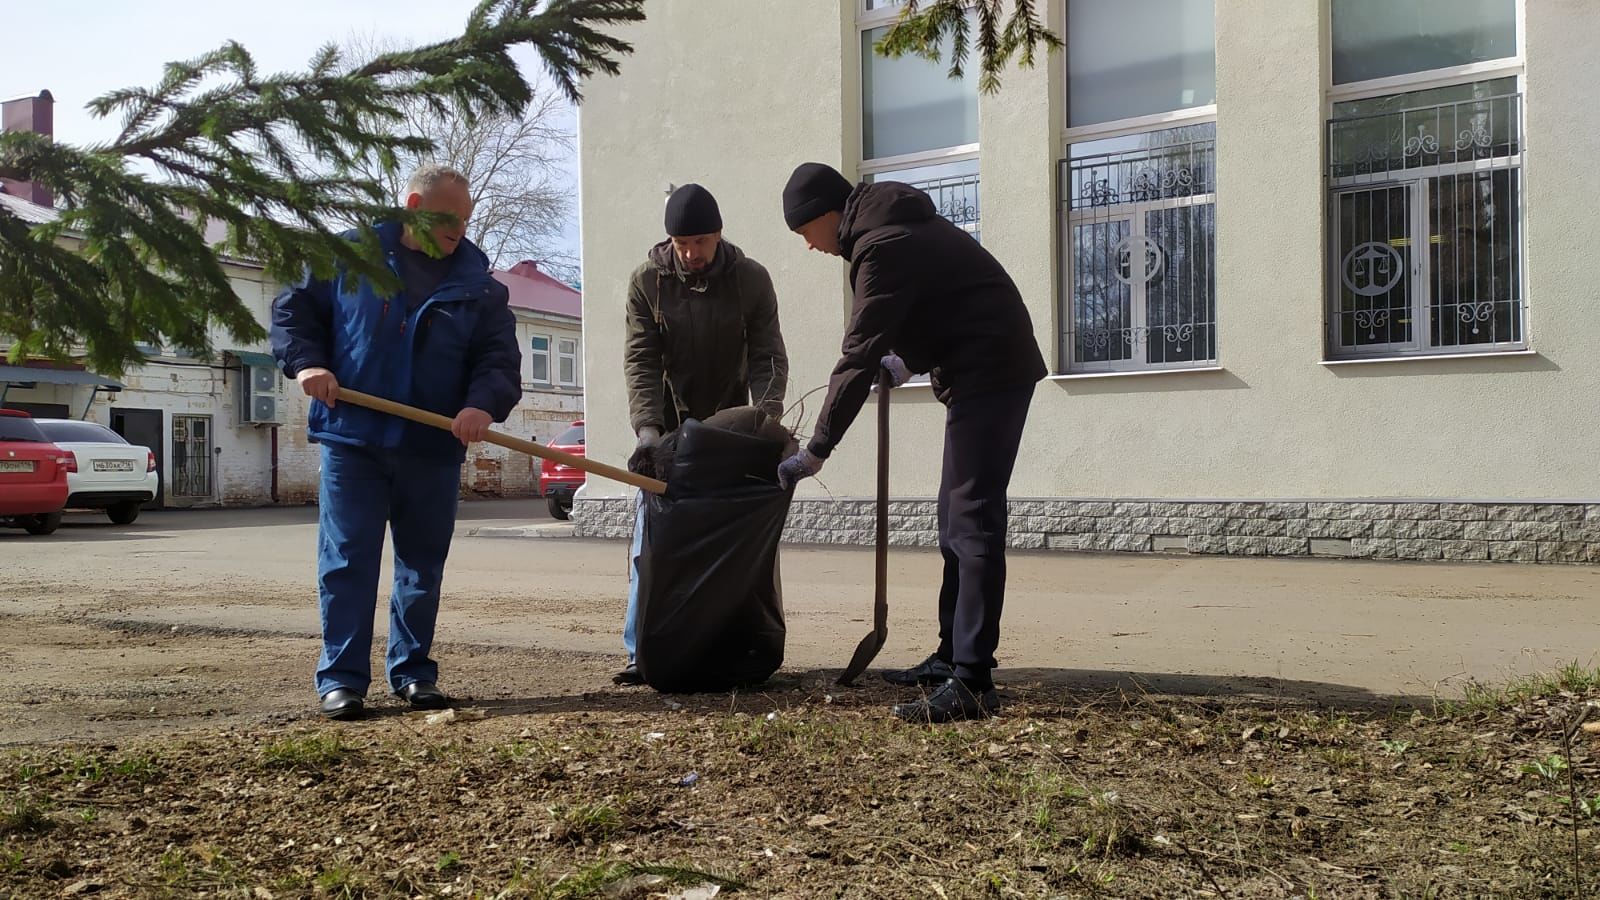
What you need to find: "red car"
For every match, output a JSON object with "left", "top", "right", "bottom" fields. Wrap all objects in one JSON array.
[
  {"left": 540, "top": 420, "right": 585, "bottom": 520},
  {"left": 0, "top": 409, "right": 73, "bottom": 535}
]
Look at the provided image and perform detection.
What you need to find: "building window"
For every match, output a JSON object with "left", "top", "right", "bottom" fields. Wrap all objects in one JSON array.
[
  {"left": 1062, "top": 124, "right": 1217, "bottom": 372},
  {"left": 171, "top": 415, "right": 212, "bottom": 498},
  {"left": 1060, "top": 0, "right": 1216, "bottom": 374},
  {"left": 858, "top": 0, "right": 981, "bottom": 235},
  {"left": 557, "top": 338, "right": 579, "bottom": 387},
  {"left": 1325, "top": 1, "right": 1523, "bottom": 360},
  {"left": 530, "top": 335, "right": 551, "bottom": 384},
  {"left": 1331, "top": 0, "right": 1517, "bottom": 86},
  {"left": 1325, "top": 79, "right": 1523, "bottom": 358},
  {"left": 1066, "top": 0, "right": 1216, "bottom": 129}
]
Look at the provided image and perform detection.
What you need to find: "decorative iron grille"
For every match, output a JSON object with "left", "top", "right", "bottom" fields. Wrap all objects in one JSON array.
[
  {"left": 171, "top": 415, "right": 212, "bottom": 498},
  {"left": 1061, "top": 124, "right": 1218, "bottom": 372},
  {"left": 1326, "top": 86, "right": 1524, "bottom": 358},
  {"left": 908, "top": 170, "right": 982, "bottom": 240}
]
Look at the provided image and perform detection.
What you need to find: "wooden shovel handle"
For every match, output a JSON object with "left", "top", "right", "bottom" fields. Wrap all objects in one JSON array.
[{"left": 336, "top": 387, "right": 667, "bottom": 495}]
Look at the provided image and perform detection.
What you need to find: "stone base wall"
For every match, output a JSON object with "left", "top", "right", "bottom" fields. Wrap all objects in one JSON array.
[{"left": 571, "top": 497, "right": 1600, "bottom": 565}]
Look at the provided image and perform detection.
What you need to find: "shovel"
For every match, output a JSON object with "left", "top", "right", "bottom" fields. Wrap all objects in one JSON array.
[
  {"left": 335, "top": 387, "right": 667, "bottom": 494},
  {"left": 836, "top": 367, "right": 892, "bottom": 686}
]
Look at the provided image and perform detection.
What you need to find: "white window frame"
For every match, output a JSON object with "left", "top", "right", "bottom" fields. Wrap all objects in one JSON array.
[
  {"left": 856, "top": 0, "right": 981, "bottom": 387},
  {"left": 1322, "top": 0, "right": 1526, "bottom": 103},
  {"left": 1058, "top": 0, "right": 1219, "bottom": 146},
  {"left": 1322, "top": 0, "right": 1527, "bottom": 361},
  {"left": 856, "top": 0, "right": 982, "bottom": 196},
  {"left": 1057, "top": 1, "right": 1220, "bottom": 375},
  {"left": 1063, "top": 105, "right": 1217, "bottom": 148},
  {"left": 529, "top": 334, "right": 552, "bottom": 385},
  {"left": 556, "top": 337, "right": 579, "bottom": 388}
]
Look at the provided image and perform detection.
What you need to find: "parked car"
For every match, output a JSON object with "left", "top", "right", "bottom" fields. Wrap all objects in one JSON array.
[
  {"left": 33, "top": 419, "right": 159, "bottom": 525},
  {"left": 0, "top": 409, "right": 72, "bottom": 535},
  {"left": 540, "top": 420, "right": 585, "bottom": 520}
]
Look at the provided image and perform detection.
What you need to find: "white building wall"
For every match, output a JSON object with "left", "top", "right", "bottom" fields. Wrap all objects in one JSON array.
[
  {"left": 578, "top": 0, "right": 852, "bottom": 502},
  {"left": 577, "top": 0, "right": 1600, "bottom": 505}
]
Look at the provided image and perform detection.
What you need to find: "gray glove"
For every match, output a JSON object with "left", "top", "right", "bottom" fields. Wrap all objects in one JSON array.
[
  {"left": 777, "top": 448, "right": 824, "bottom": 490},
  {"left": 881, "top": 353, "right": 914, "bottom": 388}
]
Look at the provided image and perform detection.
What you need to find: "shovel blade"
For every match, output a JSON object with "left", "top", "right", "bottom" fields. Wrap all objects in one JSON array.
[{"left": 836, "top": 626, "right": 887, "bottom": 686}]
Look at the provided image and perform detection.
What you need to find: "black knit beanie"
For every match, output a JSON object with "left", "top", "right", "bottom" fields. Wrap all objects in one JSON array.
[
  {"left": 782, "top": 163, "right": 853, "bottom": 230},
  {"left": 664, "top": 183, "right": 722, "bottom": 236}
]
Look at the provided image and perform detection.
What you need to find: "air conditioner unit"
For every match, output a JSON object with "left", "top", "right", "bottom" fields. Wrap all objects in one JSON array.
[{"left": 239, "top": 363, "right": 282, "bottom": 425}]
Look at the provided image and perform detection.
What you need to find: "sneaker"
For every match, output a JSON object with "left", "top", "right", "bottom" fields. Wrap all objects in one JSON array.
[
  {"left": 892, "top": 678, "right": 1000, "bottom": 723},
  {"left": 612, "top": 662, "right": 644, "bottom": 686},
  {"left": 882, "top": 653, "right": 955, "bottom": 687}
]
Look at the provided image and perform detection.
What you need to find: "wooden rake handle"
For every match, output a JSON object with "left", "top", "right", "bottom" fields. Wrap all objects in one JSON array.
[{"left": 336, "top": 387, "right": 667, "bottom": 495}]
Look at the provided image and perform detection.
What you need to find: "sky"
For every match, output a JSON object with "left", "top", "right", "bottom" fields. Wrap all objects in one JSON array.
[{"left": 1, "top": 0, "right": 582, "bottom": 265}]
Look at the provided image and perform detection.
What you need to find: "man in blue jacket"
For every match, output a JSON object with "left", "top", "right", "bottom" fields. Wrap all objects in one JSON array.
[{"left": 271, "top": 164, "right": 522, "bottom": 720}]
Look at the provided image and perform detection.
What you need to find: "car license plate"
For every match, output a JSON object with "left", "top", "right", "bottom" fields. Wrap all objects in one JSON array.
[
  {"left": 93, "top": 459, "right": 136, "bottom": 472},
  {"left": 0, "top": 460, "right": 35, "bottom": 473}
]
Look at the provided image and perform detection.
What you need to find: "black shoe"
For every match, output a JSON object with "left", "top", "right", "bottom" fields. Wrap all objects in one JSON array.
[
  {"left": 396, "top": 681, "right": 451, "bottom": 710},
  {"left": 892, "top": 678, "right": 1000, "bottom": 724},
  {"left": 612, "top": 663, "right": 644, "bottom": 686},
  {"left": 882, "top": 653, "right": 955, "bottom": 687},
  {"left": 319, "top": 688, "right": 365, "bottom": 720}
]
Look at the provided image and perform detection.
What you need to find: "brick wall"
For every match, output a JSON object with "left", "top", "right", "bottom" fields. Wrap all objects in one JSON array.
[{"left": 573, "top": 496, "right": 1600, "bottom": 565}]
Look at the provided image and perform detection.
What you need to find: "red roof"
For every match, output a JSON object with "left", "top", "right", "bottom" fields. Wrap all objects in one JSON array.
[{"left": 494, "top": 260, "right": 581, "bottom": 320}]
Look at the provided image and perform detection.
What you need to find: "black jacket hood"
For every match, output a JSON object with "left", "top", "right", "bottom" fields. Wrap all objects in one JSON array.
[{"left": 838, "top": 182, "right": 938, "bottom": 260}]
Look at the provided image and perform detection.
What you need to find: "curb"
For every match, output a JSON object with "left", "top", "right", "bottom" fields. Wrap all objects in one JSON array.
[{"left": 468, "top": 523, "right": 578, "bottom": 539}]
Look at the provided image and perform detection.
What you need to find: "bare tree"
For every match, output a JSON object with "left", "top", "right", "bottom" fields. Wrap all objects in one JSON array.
[{"left": 323, "top": 35, "right": 579, "bottom": 280}]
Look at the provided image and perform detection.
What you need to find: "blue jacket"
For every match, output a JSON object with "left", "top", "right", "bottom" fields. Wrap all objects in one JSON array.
[{"left": 270, "top": 223, "right": 523, "bottom": 464}]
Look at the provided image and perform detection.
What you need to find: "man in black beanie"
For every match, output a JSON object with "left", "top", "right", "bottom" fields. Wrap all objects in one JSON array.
[
  {"left": 777, "top": 162, "right": 1046, "bottom": 723},
  {"left": 615, "top": 183, "right": 789, "bottom": 684}
]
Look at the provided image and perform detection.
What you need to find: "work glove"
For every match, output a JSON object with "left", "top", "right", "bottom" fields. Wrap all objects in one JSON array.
[
  {"left": 628, "top": 426, "right": 663, "bottom": 478},
  {"left": 929, "top": 367, "right": 953, "bottom": 406},
  {"left": 881, "top": 353, "right": 913, "bottom": 388},
  {"left": 777, "top": 448, "right": 824, "bottom": 490}
]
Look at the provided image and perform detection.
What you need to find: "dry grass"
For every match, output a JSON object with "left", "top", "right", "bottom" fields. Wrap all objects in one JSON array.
[{"left": 3, "top": 668, "right": 1599, "bottom": 898}]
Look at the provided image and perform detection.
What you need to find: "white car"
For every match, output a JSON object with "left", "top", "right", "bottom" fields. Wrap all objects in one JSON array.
[{"left": 32, "top": 419, "right": 159, "bottom": 525}]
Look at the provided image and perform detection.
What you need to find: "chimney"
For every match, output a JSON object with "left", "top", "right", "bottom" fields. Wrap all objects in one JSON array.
[{"left": 1, "top": 90, "right": 54, "bottom": 208}]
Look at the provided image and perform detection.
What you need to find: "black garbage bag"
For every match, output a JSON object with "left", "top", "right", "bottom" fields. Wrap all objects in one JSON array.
[{"left": 634, "top": 417, "right": 792, "bottom": 692}]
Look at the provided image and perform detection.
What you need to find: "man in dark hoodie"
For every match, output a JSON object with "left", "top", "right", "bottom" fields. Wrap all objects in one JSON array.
[
  {"left": 777, "top": 162, "right": 1047, "bottom": 723},
  {"left": 271, "top": 164, "right": 522, "bottom": 720},
  {"left": 616, "top": 183, "right": 789, "bottom": 684}
]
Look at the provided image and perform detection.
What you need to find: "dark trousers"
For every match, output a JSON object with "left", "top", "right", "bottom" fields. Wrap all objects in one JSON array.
[{"left": 934, "top": 383, "right": 1034, "bottom": 689}]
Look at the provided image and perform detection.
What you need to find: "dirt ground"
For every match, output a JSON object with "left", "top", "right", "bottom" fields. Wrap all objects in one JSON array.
[
  {"left": 4, "top": 502, "right": 1599, "bottom": 747},
  {"left": 4, "top": 502, "right": 1600, "bottom": 897}
]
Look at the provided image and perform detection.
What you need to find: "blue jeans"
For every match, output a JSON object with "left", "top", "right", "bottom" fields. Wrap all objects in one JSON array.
[
  {"left": 315, "top": 442, "right": 461, "bottom": 697},
  {"left": 622, "top": 491, "right": 645, "bottom": 662}
]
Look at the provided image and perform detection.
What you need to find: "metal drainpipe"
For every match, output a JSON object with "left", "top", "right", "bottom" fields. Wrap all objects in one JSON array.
[{"left": 270, "top": 426, "right": 279, "bottom": 503}]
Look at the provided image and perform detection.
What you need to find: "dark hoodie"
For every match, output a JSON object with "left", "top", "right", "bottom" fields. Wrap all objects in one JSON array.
[
  {"left": 624, "top": 239, "right": 789, "bottom": 434},
  {"left": 807, "top": 182, "right": 1047, "bottom": 459}
]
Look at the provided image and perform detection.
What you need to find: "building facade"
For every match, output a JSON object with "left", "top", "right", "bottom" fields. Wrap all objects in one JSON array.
[
  {"left": 2, "top": 191, "right": 289, "bottom": 509},
  {"left": 575, "top": 0, "right": 1600, "bottom": 563}
]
